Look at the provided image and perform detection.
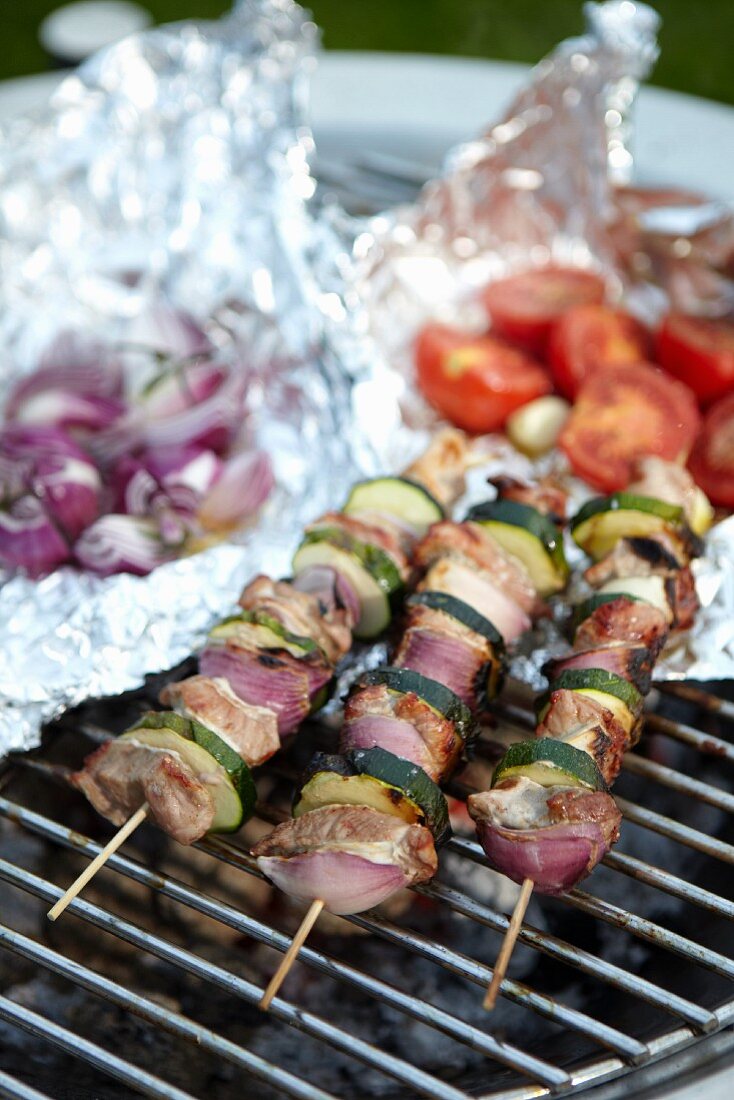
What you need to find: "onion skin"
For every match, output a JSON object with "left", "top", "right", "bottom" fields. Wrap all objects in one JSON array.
[
  {"left": 257, "top": 850, "right": 413, "bottom": 915},
  {"left": 197, "top": 450, "right": 274, "bottom": 531},
  {"left": 395, "top": 628, "right": 484, "bottom": 710},
  {"left": 199, "top": 643, "right": 311, "bottom": 736},
  {"left": 0, "top": 496, "right": 70, "bottom": 576},
  {"left": 473, "top": 818, "right": 614, "bottom": 895},
  {"left": 340, "top": 716, "right": 434, "bottom": 774}
]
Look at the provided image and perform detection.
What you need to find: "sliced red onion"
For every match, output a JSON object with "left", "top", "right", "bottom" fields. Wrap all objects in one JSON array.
[
  {"left": 12, "top": 389, "right": 127, "bottom": 434},
  {"left": 474, "top": 819, "right": 613, "bottom": 895},
  {"left": 75, "top": 514, "right": 175, "bottom": 577},
  {"left": 140, "top": 359, "right": 226, "bottom": 420},
  {"left": 293, "top": 565, "right": 361, "bottom": 624},
  {"left": 6, "top": 334, "right": 124, "bottom": 418},
  {"left": 199, "top": 643, "right": 311, "bottom": 736},
  {"left": 32, "top": 454, "right": 102, "bottom": 541},
  {"left": 426, "top": 559, "right": 530, "bottom": 644},
  {"left": 0, "top": 495, "right": 70, "bottom": 576},
  {"left": 340, "top": 716, "right": 433, "bottom": 773},
  {"left": 127, "top": 303, "right": 211, "bottom": 358},
  {"left": 396, "top": 629, "right": 482, "bottom": 708},
  {"left": 257, "top": 850, "right": 411, "bottom": 915},
  {"left": 197, "top": 450, "right": 274, "bottom": 531},
  {"left": 545, "top": 645, "right": 654, "bottom": 694},
  {"left": 0, "top": 425, "right": 95, "bottom": 462}
]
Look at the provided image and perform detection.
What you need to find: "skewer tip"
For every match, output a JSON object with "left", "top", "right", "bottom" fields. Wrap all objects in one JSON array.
[
  {"left": 259, "top": 898, "right": 325, "bottom": 1012},
  {"left": 483, "top": 877, "right": 534, "bottom": 1012},
  {"left": 47, "top": 803, "right": 149, "bottom": 923}
]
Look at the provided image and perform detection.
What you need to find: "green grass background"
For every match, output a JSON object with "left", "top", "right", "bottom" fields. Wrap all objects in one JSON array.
[{"left": 2, "top": 0, "right": 734, "bottom": 106}]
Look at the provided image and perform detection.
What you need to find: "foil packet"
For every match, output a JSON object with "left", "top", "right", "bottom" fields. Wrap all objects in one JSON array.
[{"left": 1, "top": 0, "right": 732, "bottom": 757}]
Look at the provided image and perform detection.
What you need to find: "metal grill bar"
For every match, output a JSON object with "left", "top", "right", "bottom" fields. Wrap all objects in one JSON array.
[
  {"left": 0, "top": 922, "right": 337, "bottom": 1100},
  {"left": 615, "top": 796, "right": 734, "bottom": 863},
  {"left": 660, "top": 683, "right": 734, "bottom": 723},
  {"left": 566, "top": 890, "right": 734, "bottom": 985},
  {"left": 621, "top": 754, "right": 734, "bottom": 812},
  {"left": 602, "top": 850, "right": 734, "bottom": 919},
  {"left": 417, "top": 881, "right": 717, "bottom": 1032},
  {"left": 0, "top": 798, "right": 568, "bottom": 1089},
  {"left": 0, "top": 861, "right": 469, "bottom": 1100},
  {"left": 0, "top": 1070, "right": 50, "bottom": 1100},
  {"left": 645, "top": 714, "right": 734, "bottom": 762},
  {"left": 346, "top": 911, "right": 650, "bottom": 1062},
  {"left": 0, "top": 993, "right": 196, "bottom": 1100}
]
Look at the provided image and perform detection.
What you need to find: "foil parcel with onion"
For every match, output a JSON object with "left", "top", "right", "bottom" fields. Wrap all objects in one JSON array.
[{"left": 0, "top": 0, "right": 732, "bottom": 757}]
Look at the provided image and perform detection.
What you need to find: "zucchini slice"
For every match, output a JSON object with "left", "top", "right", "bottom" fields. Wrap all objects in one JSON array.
[
  {"left": 571, "top": 493, "right": 684, "bottom": 560},
  {"left": 465, "top": 499, "right": 569, "bottom": 596},
  {"left": 492, "top": 738, "right": 607, "bottom": 792},
  {"left": 537, "top": 668, "right": 643, "bottom": 733},
  {"left": 293, "top": 527, "right": 404, "bottom": 639},
  {"left": 293, "top": 749, "right": 450, "bottom": 845},
  {"left": 359, "top": 666, "right": 478, "bottom": 746},
  {"left": 343, "top": 476, "right": 444, "bottom": 534},
  {"left": 405, "top": 591, "right": 506, "bottom": 704},
  {"left": 210, "top": 611, "right": 320, "bottom": 659},
  {"left": 123, "top": 712, "right": 256, "bottom": 832}
]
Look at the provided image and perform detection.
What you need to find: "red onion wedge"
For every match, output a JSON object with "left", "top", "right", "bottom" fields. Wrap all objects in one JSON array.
[
  {"left": 197, "top": 450, "right": 274, "bottom": 531},
  {"left": 473, "top": 818, "right": 615, "bottom": 895},
  {"left": 256, "top": 850, "right": 414, "bottom": 915},
  {"left": 421, "top": 557, "right": 530, "bottom": 643},
  {"left": 6, "top": 334, "right": 124, "bottom": 418},
  {"left": 12, "top": 389, "right": 127, "bottom": 434},
  {"left": 341, "top": 716, "right": 434, "bottom": 773},
  {"left": 199, "top": 643, "right": 311, "bottom": 736},
  {"left": 0, "top": 495, "right": 70, "bottom": 576},
  {"left": 293, "top": 565, "right": 361, "bottom": 625},
  {"left": 544, "top": 645, "right": 655, "bottom": 694},
  {"left": 395, "top": 628, "right": 484, "bottom": 710},
  {"left": 75, "top": 514, "right": 176, "bottom": 577}
]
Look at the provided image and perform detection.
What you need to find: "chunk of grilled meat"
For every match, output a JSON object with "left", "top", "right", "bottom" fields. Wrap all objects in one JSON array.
[
  {"left": 252, "top": 804, "right": 437, "bottom": 879},
  {"left": 574, "top": 596, "right": 670, "bottom": 657},
  {"left": 344, "top": 681, "right": 463, "bottom": 781},
  {"left": 412, "top": 520, "right": 541, "bottom": 615},
  {"left": 308, "top": 511, "right": 411, "bottom": 581},
  {"left": 584, "top": 537, "right": 699, "bottom": 630},
  {"left": 71, "top": 740, "right": 215, "bottom": 844},
  {"left": 488, "top": 475, "right": 568, "bottom": 522},
  {"left": 238, "top": 574, "right": 352, "bottom": 665},
  {"left": 403, "top": 428, "right": 469, "bottom": 509},
  {"left": 160, "top": 675, "right": 280, "bottom": 767},
  {"left": 536, "top": 688, "right": 633, "bottom": 784}
]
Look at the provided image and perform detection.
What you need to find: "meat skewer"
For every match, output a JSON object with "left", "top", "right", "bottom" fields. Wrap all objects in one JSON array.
[
  {"left": 50, "top": 431, "right": 471, "bottom": 921},
  {"left": 469, "top": 457, "right": 711, "bottom": 1008},
  {"left": 253, "top": 480, "right": 569, "bottom": 1005}
]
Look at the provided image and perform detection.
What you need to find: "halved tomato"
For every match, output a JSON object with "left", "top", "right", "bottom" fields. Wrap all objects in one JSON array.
[
  {"left": 656, "top": 313, "right": 734, "bottom": 406},
  {"left": 414, "top": 323, "right": 551, "bottom": 435},
  {"left": 688, "top": 392, "right": 734, "bottom": 507},
  {"left": 559, "top": 362, "right": 701, "bottom": 492},
  {"left": 481, "top": 268, "right": 606, "bottom": 354},
  {"left": 548, "top": 305, "right": 650, "bottom": 399}
]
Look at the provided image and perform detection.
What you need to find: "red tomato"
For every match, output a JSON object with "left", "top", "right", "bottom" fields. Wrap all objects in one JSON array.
[
  {"left": 548, "top": 305, "right": 650, "bottom": 399},
  {"left": 559, "top": 362, "right": 701, "bottom": 492},
  {"left": 688, "top": 392, "right": 734, "bottom": 507},
  {"left": 481, "top": 268, "right": 606, "bottom": 353},
  {"left": 414, "top": 323, "right": 551, "bottom": 435},
  {"left": 656, "top": 313, "right": 734, "bottom": 406}
]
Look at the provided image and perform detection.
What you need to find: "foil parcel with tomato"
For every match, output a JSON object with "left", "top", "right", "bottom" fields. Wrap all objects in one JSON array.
[{"left": 0, "top": 0, "right": 733, "bottom": 755}]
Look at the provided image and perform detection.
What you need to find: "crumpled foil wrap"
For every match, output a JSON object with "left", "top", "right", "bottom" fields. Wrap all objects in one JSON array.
[
  {"left": 0, "top": 0, "right": 390, "bottom": 753},
  {"left": 347, "top": 0, "right": 734, "bottom": 683},
  {"left": 1, "top": 0, "right": 732, "bottom": 756}
]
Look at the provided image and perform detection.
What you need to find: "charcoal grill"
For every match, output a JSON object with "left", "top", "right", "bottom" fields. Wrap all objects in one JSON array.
[{"left": 0, "top": 676, "right": 732, "bottom": 1100}]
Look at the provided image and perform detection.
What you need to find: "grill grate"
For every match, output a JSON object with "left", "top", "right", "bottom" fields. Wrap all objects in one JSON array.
[{"left": 0, "top": 681, "right": 732, "bottom": 1100}]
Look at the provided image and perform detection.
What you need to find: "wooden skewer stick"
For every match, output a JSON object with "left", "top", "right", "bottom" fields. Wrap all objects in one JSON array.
[
  {"left": 47, "top": 802, "right": 149, "bottom": 922},
  {"left": 259, "top": 898, "right": 325, "bottom": 1011},
  {"left": 483, "top": 877, "right": 534, "bottom": 1011}
]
